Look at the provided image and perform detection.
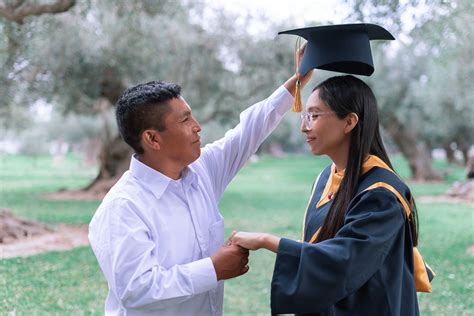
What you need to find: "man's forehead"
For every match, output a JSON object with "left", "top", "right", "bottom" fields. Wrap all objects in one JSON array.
[
  {"left": 179, "top": 96, "right": 192, "bottom": 111},
  {"left": 168, "top": 96, "right": 191, "bottom": 112}
]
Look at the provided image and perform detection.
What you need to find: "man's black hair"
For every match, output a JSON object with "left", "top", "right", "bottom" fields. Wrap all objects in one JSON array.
[{"left": 116, "top": 81, "right": 181, "bottom": 154}]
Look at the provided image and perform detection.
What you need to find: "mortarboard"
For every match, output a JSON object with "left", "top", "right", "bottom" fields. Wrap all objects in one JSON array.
[
  {"left": 279, "top": 23, "right": 395, "bottom": 76},
  {"left": 278, "top": 23, "right": 395, "bottom": 111}
]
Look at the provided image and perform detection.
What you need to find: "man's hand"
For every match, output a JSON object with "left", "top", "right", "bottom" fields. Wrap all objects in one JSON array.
[
  {"left": 211, "top": 241, "right": 249, "bottom": 281},
  {"left": 284, "top": 41, "right": 314, "bottom": 96},
  {"left": 295, "top": 41, "right": 313, "bottom": 87}
]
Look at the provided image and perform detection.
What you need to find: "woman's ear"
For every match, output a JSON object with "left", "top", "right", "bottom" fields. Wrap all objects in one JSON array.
[
  {"left": 344, "top": 113, "right": 359, "bottom": 134},
  {"left": 141, "top": 129, "right": 162, "bottom": 151}
]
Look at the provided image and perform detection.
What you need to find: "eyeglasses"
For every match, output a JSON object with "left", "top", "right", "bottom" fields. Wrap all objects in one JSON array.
[{"left": 300, "top": 111, "right": 334, "bottom": 128}]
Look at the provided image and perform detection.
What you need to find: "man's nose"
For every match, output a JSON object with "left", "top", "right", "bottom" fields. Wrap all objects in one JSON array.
[{"left": 193, "top": 119, "right": 201, "bottom": 133}]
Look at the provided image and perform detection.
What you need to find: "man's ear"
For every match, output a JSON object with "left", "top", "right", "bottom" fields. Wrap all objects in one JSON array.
[
  {"left": 344, "top": 113, "right": 359, "bottom": 134},
  {"left": 141, "top": 129, "right": 162, "bottom": 151}
]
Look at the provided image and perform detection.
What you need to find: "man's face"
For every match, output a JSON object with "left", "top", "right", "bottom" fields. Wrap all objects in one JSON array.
[{"left": 158, "top": 96, "right": 202, "bottom": 166}]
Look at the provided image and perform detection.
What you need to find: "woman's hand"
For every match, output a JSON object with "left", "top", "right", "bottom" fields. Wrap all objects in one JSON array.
[{"left": 231, "top": 232, "right": 281, "bottom": 253}]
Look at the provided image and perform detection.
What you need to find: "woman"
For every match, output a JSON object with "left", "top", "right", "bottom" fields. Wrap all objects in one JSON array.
[{"left": 232, "top": 75, "right": 432, "bottom": 315}]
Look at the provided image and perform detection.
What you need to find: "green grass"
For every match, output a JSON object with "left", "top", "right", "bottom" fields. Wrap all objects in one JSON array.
[
  {"left": 0, "top": 247, "right": 106, "bottom": 315},
  {"left": 416, "top": 203, "right": 474, "bottom": 315},
  {"left": 0, "top": 154, "right": 100, "bottom": 224},
  {"left": 0, "top": 154, "right": 472, "bottom": 314}
]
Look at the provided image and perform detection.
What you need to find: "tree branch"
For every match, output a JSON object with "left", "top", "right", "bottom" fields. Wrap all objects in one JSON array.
[{"left": 0, "top": 0, "right": 75, "bottom": 24}]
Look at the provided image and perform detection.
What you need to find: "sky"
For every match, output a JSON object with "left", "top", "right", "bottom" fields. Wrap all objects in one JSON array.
[
  {"left": 196, "top": 0, "right": 433, "bottom": 43},
  {"left": 211, "top": 0, "right": 349, "bottom": 24},
  {"left": 199, "top": 0, "right": 351, "bottom": 36}
]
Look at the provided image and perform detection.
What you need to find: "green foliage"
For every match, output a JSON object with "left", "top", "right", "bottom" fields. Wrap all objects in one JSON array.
[
  {"left": 0, "top": 0, "right": 310, "bottom": 152},
  {"left": 1, "top": 154, "right": 472, "bottom": 314},
  {"left": 416, "top": 0, "right": 474, "bottom": 149},
  {"left": 348, "top": 0, "right": 473, "bottom": 154}
]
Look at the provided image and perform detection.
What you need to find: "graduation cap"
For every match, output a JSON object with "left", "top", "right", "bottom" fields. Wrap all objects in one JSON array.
[{"left": 278, "top": 23, "right": 395, "bottom": 111}]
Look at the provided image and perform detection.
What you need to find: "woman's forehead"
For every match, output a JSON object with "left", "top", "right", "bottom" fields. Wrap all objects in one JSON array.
[{"left": 306, "top": 90, "right": 329, "bottom": 112}]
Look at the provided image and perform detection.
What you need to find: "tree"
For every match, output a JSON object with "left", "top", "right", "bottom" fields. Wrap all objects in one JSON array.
[
  {"left": 0, "top": 0, "right": 76, "bottom": 129},
  {"left": 413, "top": 0, "right": 474, "bottom": 163},
  {"left": 0, "top": 0, "right": 75, "bottom": 24},
  {"left": 1, "top": 0, "right": 298, "bottom": 195},
  {"left": 345, "top": 0, "right": 472, "bottom": 180},
  {"left": 367, "top": 42, "right": 445, "bottom": 180}
]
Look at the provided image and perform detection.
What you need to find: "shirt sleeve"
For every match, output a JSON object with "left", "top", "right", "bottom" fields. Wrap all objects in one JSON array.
[
  {"left": 271, "top": 188, "right": 406, "bottom": 314},
  {"left": 91, "top": 198, "right": 218, "bottom": 310},
  {"left": 197, "top": 86, "right": 293, "bottom": 201}
]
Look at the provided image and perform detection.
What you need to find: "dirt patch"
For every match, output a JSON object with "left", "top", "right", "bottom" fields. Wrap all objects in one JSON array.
[
  {"left": 43, "top": 177, "right": 119, "bottom": 201},
  {"left": 0, "top": 209, "right": 53, "bottom": 244},
  {"left": 42, "top": 188, "right": 105, "bottom": 201},
  {"left": 467, "top": 245, "right": 474, "bottom": 256},
  {"left": 417, "top": 195, "right": 474, "bottom": 206},
  {"left": 0, "top": 223, "right": 89, "bottom": 259},
  {"left": 0, "top": 210, "right": 89, "bottom": 259},
  {"left": 417, "top": 180, "right": 474, "bottom": 206}
]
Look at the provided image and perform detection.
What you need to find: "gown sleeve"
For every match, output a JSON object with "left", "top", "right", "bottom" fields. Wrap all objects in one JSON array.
[{"left": 271, "top": 188, "right": 406, "bottom": 314}]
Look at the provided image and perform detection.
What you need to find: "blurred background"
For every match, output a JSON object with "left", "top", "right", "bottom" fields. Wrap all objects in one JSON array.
[{"left": 0, "top": 0, "right": 473, "bottom": 314}]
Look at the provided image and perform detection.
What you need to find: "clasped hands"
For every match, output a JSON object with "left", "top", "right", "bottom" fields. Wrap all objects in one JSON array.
[{"left": 211, "top": 231, "right": 280, "bottom": 281}]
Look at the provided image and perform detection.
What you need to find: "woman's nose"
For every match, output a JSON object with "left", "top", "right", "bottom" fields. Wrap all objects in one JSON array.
[{"left": 300, "top": 119, "right": 310, "bottom": 133}]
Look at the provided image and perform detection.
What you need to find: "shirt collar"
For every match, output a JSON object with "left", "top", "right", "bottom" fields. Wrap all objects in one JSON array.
[
  {"left": 180, "top": 166, "right": 199, "bottom": 190},
  {"left": 129, "top": 155, "right": 198, "bottom": 199}
]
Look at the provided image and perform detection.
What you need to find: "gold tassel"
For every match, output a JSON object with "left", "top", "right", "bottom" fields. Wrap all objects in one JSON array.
[
  {"left": 292, "top": 36, "right": 303, "bottom": 113},
  {"left": 292, "top": 79, "right": 302, "bottom": 112}
]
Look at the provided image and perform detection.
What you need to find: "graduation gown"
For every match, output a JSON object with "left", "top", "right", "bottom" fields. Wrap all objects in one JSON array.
[{"left": 271, "top": 155, "right": 419, "bottom": 316}]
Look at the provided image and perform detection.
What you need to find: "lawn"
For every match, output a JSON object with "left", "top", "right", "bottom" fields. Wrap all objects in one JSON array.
[{"left": 0, "top": 154, "right": 472, "bottom": 315}]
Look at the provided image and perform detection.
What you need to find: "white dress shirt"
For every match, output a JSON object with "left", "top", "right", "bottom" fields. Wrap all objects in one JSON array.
[{"left": 88, "top": 86, "right": 293, "bottom": 315}]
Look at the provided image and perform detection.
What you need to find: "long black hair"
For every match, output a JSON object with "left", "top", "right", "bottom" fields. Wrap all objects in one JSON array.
[{"left": 313, "top": 75, "right": 418, "bottom": 246}]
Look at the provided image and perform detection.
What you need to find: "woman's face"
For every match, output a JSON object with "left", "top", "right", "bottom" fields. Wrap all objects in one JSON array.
[{"left": 300, "top": 89, "right": 351, "bottom": 157}]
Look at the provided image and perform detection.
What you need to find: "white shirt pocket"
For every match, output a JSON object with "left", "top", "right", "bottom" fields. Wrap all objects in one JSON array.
[{"left": 208, "top": 216, "right": 224, "bottom": 255}]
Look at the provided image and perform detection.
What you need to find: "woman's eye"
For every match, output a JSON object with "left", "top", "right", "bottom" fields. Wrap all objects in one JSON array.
[{"left": 310, "top": 114, "right": 319, "bottom": 119}]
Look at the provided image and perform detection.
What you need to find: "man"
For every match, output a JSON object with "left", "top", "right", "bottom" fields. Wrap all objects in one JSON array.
[{"left": 88, "top": 46, "right": 312, "bottom": 315}]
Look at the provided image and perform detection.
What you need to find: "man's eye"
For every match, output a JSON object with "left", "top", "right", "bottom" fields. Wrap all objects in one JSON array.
[
  {"left": 310, "top": 114, "right": 319, "bottom": 119},
  {"left": 182, "top": 117, "right": 189, "bottom": 122}
]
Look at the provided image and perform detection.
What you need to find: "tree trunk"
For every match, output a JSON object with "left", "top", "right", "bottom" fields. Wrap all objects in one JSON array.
[
  {"left": 81, "top": 67, "right": 130, "bottom": 195},
  {"left": 443, "top": 142, "right": 456, "bottom": 164},
  {"left": 384, "top": 118, "right": 442, "bottom": 181},
  {"left": 0, "top": 0, "right": 76, "bottom": 24},
  {"left": 83, "top": 135, "right": 132, "bottom": 193},
  {"left": 456, "top": 138, "right": 469, "bottom": 165}
]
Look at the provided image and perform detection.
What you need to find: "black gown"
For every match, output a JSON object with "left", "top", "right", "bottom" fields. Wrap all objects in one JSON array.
[{"left": 271, "top": 157, "right": 420, "bottom": 316}]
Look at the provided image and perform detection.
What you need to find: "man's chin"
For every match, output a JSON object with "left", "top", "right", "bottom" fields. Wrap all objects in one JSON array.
[{"left": 189, "top": 149, "right": 201, "bottom": 163}]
